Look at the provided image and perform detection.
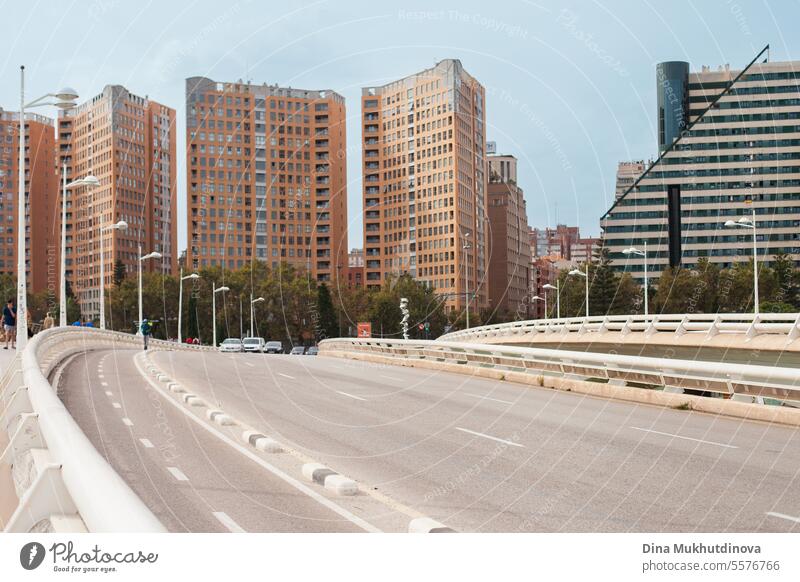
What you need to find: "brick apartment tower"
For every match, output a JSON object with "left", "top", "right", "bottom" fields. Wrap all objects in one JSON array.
[
  {"left": 0, "top": 109, "right": 58, "bottom": 295},
  {"left": 361, "top": 59, "right": 488, "bottom": 313},
  {"left": 486, "top": 154, "right": 531, "bottom": 318},
  {"left": 185, "top": 77, "right": 348, "bottom": 282},
  {"left": 57, "top": 86, "right": 177, "bottom": 320}
]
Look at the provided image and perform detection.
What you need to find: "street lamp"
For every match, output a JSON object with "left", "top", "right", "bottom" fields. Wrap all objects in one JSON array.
[
  {"left": 569, "top": 268, "right": 590, "bottom": 318},
  {"left": 137, "top": 246, "right": 162, "bottom": 335},
  {"left": 543, "top": 282, "right": 560, "bottom": 319},
  {"left": 16, "top": 66, "right": 77, "bottom": 349},
  {"left": 61, "top": 174, "right": 99, "bottom": 326},
  {"left": 531, "top": 295, "right": 546, "bottom": 320},
  {"left": 212, "top": 283, "right": 230, "bottom": 347},
  {"left": 177, "top": 269, "right": 200, "bottom": 343},
  {"left": 98, "top": 219, "right": 127, "bottom": 329},
  {"left": 622, "top": 242, "right": 649, "bottom": 316},
  {"left": 250, "top": 295, "right": 264, "bottom": 337},
  {"left": 725, "top": 207, "right": 760, "bottom": 314},
  {"left": 463, "top": 232, "right": 472, "bottom": 329}
]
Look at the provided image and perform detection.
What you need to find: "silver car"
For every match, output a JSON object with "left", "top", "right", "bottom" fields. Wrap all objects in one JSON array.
[
  {"left": 219, "top": 338, "right": 243, "bottom": 353},
  {"left": 242, "top": 337, "right": 265, "bottom": 353}
]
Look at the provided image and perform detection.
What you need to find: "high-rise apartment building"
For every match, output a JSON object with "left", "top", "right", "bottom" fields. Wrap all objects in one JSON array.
[
  {"left": 58, "top": 86, "right": 177, "bottom": 319},
  {"left": 185, "top": 77, "right": 348, "bottom": 282},
  {"left": 361, "top": 59, "right": 487, "bottom": 312},
  {"left": 602, "top": 58, "right": 800, "bottom": 280},
  {"left": 0, "top": 109, "right": 58, "bottom": 294},
  {"left": 615, "top": 160, "right": 646, "bottom": 199},
  {"left": 487, "top": 154, "right": 530, "bottom": 317},
  {"left": 529, "top": 224, "right": 580, "bottom": 259}
]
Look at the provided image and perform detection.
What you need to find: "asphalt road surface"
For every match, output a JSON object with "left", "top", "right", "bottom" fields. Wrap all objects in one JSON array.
[{"left": 125, "top": 349, "right": 800, "bottom": 533}]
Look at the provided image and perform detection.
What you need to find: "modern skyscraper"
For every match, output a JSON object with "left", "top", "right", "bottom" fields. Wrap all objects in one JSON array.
[
  {"left": 602, "top": 55, "right": 800, "bottom": 280},
  {"left": 58, "top": 86, "right": 177, "bottom": 320},
  {"left": 185, "top": 77, "right": 348, "bottom": 282},
  {"left": 486, "top": 153, "right": 530, "bottom": 318},
  {"left": 361, "top": 59, "right": 488, "bottom": 313},
  {"left": 0, "top": 109, "right": 58, "bottom": 294}
]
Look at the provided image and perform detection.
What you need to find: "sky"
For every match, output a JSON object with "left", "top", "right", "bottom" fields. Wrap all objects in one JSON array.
[{"left": 2, "top": 0, "right": 798, "bottom": 251}]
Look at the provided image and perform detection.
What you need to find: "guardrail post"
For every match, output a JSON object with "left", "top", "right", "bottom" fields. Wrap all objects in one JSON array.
[
  {"left": 706, "top": 315, "right": 722, "bottom": 339},
  {"left": 645, "top": 315, "right": 659, "bottom": 337},
  {"left": 620, "top": 316, "right": 633, "bottom": 336},
  {"left": 675, "top": 315, "right": 689, "bottom": 338},
  {"left": 4, "top": 462, "right": 77, "bottom": 533},
  {"left": 745, "top": 314, "right": 761, "bottom": 340},
  {"left": 788, "top": 313, "right": 800, "bottom": 341}
]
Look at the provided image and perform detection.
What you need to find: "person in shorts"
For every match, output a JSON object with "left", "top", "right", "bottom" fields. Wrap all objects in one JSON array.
[{"left": 3, "top": 299, "right": 17, "bottom": 349}]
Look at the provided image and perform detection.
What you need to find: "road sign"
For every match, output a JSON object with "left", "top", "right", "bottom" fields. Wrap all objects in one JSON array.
[{"left": 357, "top": 322, "right": 372, "bottom": 338}]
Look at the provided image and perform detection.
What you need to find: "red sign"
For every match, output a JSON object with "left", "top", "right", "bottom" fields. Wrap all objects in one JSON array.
[{"left": 357, "top": 322, "right": 372, "bottom": 338}]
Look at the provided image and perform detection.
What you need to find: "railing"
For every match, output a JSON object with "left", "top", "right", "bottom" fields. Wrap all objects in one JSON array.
[
  {"left": 439, "top": 313, "right": 800, "bottom": 343},
  {"left": 319, "top": 337, "right": 800, "bottom": 404},
  {"left": 0, "top": 327, "right": 212, "bottom": 533}
]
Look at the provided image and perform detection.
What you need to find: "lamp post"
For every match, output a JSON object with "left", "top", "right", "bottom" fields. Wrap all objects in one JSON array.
[
  {"left": 531, "top": 295, "right": 546, "bottom": 319},
  {"left": 16, "top": 66, "right": 77, "bottom": 348},
  {"left": 137, "top": 245, "right": 162, "bottom": 335},
  {"left": 543, "top": 282, "right": 560, "bottom": 319},
  {"left": 212, "top": 283, "right": 230, "bottom": 347},
  {"left": 250, "top": 294, "right": 264, "bottom": 337},
  {"left": 569, "top": 267, "right": 590, "bottom": 318},
  {"left": 62, "top": 174, "right": 99, "bottom": 326},
  {"left": 463, "top": 232, "right": 472, "bottom": 329},
  {"left": 622, "top": 241, "right": 649, "bottom": 316},
  {"left": 177, "top": 269, "right": 200, "bottom": 343},
  {"left": 725, "top": 206, "right": 760, "bottom": 315},
  {"left": 98, "top": 220, "right": 127, "bottom": 329}
]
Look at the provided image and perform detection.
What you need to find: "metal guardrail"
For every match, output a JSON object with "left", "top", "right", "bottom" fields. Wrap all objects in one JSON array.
[
  {"left": 0, "top": 327, "right": 213, "bottom": 533},
  {"left": 438, "top": 313, "right": 800, "bottom": 343},
  {"left": 319, "top": 337, "right": 800, "bottom": 404}
]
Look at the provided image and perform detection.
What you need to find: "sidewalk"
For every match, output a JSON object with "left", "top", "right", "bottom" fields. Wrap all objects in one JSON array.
[{"left": 0, "top": 347, "right": 18, "bottom": 376}]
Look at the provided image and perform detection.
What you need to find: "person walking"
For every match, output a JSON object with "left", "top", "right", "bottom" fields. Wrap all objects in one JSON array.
[
  {"left": 3, "top": 299, "right": 17, "bottom": 350},
  {"left": 42, "top": 312, "right": 55, "bottom": 330},
  {"left": 140, "top": 318, "right": 153, "bottom": 350}
]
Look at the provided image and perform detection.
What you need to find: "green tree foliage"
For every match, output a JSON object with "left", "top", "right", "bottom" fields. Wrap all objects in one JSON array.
[{"left": 315, "top": 283, "right": 339, "bottom": 341}]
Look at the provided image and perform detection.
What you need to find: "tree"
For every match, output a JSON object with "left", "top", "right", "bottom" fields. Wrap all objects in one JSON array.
[
  {"left": 113, "top": 259, "right": 126, "bottom": 287},
  {"left": 769, "top": 252, "right": 798, "bottom": 308},
  {"left": 315, "top": 283, "right": 338, "bottom": 341}
]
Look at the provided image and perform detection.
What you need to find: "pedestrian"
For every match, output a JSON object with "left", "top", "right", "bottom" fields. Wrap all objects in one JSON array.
[
  {"left": 42, "top": 312, "right": 55, "bottom": 330},
  {"left": 3, "top": 298, "right": 16, "bottom": 350},
  {"left": 140, "top": 318, "right": 153, "bottom": 350}
]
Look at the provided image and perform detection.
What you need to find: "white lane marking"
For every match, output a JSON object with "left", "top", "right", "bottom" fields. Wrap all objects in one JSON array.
[
  {"left": 465, "top": 393, "right": 514, "bottom": 406},
  {"left": 278, "top": 373, "right": 295, "bottom": 380},
  {"left": 112, "top": 402, "right": 122, "bottom": 409},
  {"left": 380, "top": 375, "right": 403, "bottom": 382},
  {"left": 122, "top": 418, "right": 133, "bottom": 427},
  {"left": 630, "top": 426, "right": 738, "bottom": 449},
  {"left": 139, "top": 438, "right": 154, "bottom": 449},
  {"left": 98, "top": 374, "right": 104, "bottom": 379},
  {"left": 335, "top": 390, "right": 366, "bottom": 401},
  {"left": 766, "top": 511, "right": 800, "bottom": 524},
  {"left": 167, "top": 467, "right": 189, "bottom": 482},
  {"left": 455, "top": 427, "right": 524, "bottom": 448},
  {"left": 105, "top": 391, "right": 112, "bottom": 397},
  {"left": 101, "top": 382, "right": 108, "bottom": 387},
  {"left": 242, "top": 361, "right": 255, "bottom": 367},
  {"left": 213, "top": 511, "right": 246, "bottom": 533},
  {"left": 133, "top": 354, "right": 381, "bottom": 533}
]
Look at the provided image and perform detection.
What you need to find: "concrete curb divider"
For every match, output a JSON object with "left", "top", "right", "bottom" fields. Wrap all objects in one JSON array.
[
  {"left": 206, "top": 410, "right": 236, "bottom": 426},
  {"left": 241, "top": 430, "right": 283, "bottom": 453},
  {"left": 167, "top": 382, "right": 185, "bottom": 393},
  {"left": 408, "top": 517, "right": 455, "bottom": 533},
  {"left": 301, "top": 462, "right": 358, "bottom": 496}
]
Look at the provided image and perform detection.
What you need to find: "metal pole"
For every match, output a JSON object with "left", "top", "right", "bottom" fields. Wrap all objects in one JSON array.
[
  {"left": 585, "top": 268, "right": 590, "bottom": 318},
  {"left": 556, "top": 281, "right": 561, "bottom": 320},
  {"left": 249, "top": 292, "right": 254, "bottom": 338},
  {"left": 544, "top": 294, "right": 547, "bottom": 320},
  {"left": 177, "top": 267, "right": 183, "bottom": 343},
  {"left": 752, "top": 207, "right": 759, "bottom": 315},
  {"left": 212, "top": 281, "right": 217, "bottom": 348},
  {"left": 99, "top": 223, "right": 105, "bottom": 329},
  {"left": 17, "top": 66, "right": 28, "bottom": 350},
  {"left": 465, "top": 265, "right": 470, "bottom": 329},
  {"left": 239, "top": 296, "right": 243, "bottom": 339},
  {"left": 137, "top": 243, "right": 143, "bottom": 335},
  {"left": 60, "top": 162, "right": 67, "bottom": 326},
  {"left": 643, "top": 241, "right": 649, "bottom": 317}
]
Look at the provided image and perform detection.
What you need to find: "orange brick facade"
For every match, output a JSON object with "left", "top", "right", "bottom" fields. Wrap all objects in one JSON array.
[{"left": 185, "top": 78, "right": 348, "bottom": 282}]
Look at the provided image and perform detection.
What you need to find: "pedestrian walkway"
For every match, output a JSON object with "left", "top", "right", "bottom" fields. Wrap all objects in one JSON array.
[{"left": 0, "top": 348, "right": 17, "bottom": 376}]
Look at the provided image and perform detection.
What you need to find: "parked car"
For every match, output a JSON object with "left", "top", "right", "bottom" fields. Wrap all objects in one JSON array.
[
  {"left": 242, "top": 337, "right": 266, "bottom": 353},
  {"left": 290, "top": 346, "right": 306, "bottom": 355},
  {"left": 306, "top": 346, "right": 319, "bottom": 356},
  {"left": 264, "top": 340, "right": 283, "bottom": 354},
  {"left": 219, "top": 338, "right": 243, "bottom": 353}
]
